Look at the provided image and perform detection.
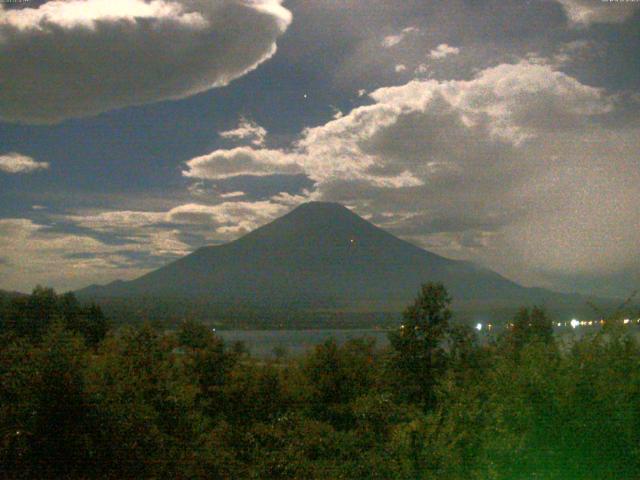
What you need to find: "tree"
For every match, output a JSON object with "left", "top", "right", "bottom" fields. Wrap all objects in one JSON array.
[
  {"left": 507, "top": 306, "right": 554, "bottom": 351},
  {"left": 303, "top": 338, "right": 377, "bottom": 429},
  {"left": 0, "top": 288, "right": 109, "bottom": 346},
  {"left": 23, "top": 286, "right": 59, "bottom": 339},
  {"left": 83, "top": 323, "right": 205, "bottom": 478},
  {"left": 388, "top": 282, "right": 452, "bottom": 408},
  {"left": 177, "top": 318, "right": 214, "bottom": 350},
  {"left": 82, "top": 304, "right": 109, "bottom": 347},
  {"left": 0, "top": 322, "right": 91, "bottom": 478}
]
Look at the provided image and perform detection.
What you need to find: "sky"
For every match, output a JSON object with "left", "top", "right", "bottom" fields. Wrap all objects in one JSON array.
[{"left": 0, "top": 0, "right": 638, "bottom": 297}]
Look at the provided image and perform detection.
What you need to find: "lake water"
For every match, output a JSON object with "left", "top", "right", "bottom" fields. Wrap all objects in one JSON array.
[
  {"left": 217, "top": 329, "right": 391, "bottom": 357},
  {"left": 217, "top": 324, "right": 640, "bottom": 358}
]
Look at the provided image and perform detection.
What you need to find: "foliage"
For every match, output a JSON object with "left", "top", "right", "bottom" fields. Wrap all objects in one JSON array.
[
  {"left": 1, "top": 285, "right": 640, "bottom": 478},
  {"left": 388, "top": 282, "right": 452, "bottom": 407},
  {"left": 0, "top": 286, "right": 108, "bottom": 346},
  {"left": 506, "top": 306, "right": 554, "bottom": 351}
]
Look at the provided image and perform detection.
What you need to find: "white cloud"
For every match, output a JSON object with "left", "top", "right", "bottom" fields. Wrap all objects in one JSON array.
[
  {"left": 556, "top": 0, "right": 639, "bottom": 26},
  {"left": 59, "top": 194, "right": 304, "bottom": 260},
  {"left": 394, "top": 64, "right": 407, "bottom": 73},
  {"left": 219, "top": 191, "right": 245, "bottom": 199},
  {"left": 0, "top": 218, "right": 150, "bottom": 291},
  {"left": 0, "top": 152, "right": 49, "bottom": 174},
  {"left": 381, "top": 34, "right": 403, "bottom": 48},
  {"left": 166, "top": 200, "right": 292, "bottom": 236},
  {"left": 182, "top": 146, "right": 303, "bottom": 180},
  {"left": 428, "top": 43, "right": 460, "bottom": 60},
  {"left": 0, "top": 0, "right": 291, "bottom": 124},
  {"left": 220, "top": 117, "right": 267, "bottom": 146},
  {"left": 381, "top": 26, "right": 419, "bottom": 48},
  {"left": 66, "top": 210, "right": 166, "bottom": 232},
  {"left": 436, "top": 60, "right": 613, "bottom": 144},
  {"left": 60, "top": 209, "right": 193, "bottom": 258},
  {"left": 65, "top": 200, "right": 292, "bottom": 236},
  {"left": 415, "top": 63, "right": 429, "bottom": 75}
]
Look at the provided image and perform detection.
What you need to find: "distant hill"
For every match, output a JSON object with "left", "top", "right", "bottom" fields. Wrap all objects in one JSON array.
[
  {"left": 77, "top": 202, "right": 601, "bottom": 324},
  {"left": 0, "top": 289, "right": 27, "bottom": 301}
]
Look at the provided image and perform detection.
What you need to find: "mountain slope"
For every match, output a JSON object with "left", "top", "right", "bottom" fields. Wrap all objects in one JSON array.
[{"left": 78, "top": 202, "right": 583, "bottom": 312}]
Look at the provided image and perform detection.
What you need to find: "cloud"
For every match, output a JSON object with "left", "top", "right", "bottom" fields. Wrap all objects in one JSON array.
[
  {"left": 58, "top": 194, "right": 304, "bottom": 261},
  {"left": 394, "top": 64, "right": 407, "bottom": 73},
  {"left": 412, "top": 64, "right": 431, "bottom": 78},
  {"left": 526, "top": 40, "right": 600, "bottom": 68},
  {"left": 182, "top": 146, "right": 303, "bottom": 180},
  {"left": 556, "top": 0, "right": 639, "bottom": 26},
  {"left": 381, "top": 26, "right": 419, "bottom": 48},
  {"left": 166, "top": 200, "right": 292, "bottom": 235},
  {"left": 0, "top": 0, "right": 292, "bottom": 124},
  {"left": 220, "top": 117, "right": 267, "bottom": 146},
  {"left": 381, "top": 34, "right": 403, "bottom": 48},
  {"left": 434, "top": 60, "right": 613, "bottom": 143},
  {"left": 187, "top": 61, "right": 612, "bottom": 190},
  {"left": 0, "top": 218, "right": 152, "bottom": 291},
  {"left": 219, "top": 191, "right": 245, "bottom": 199},
  {"left": 0, "top": 152, "right": 49, "bottom": 173},
  {"left": 553, "top": 39, "right": 595, "bottom": 65},
  {"left": 65, "top": 210, "right": 166, "bottom": 232},
  {"left": 496, "top": 128, "right": 640, "bottom": 278},
  {"left": 428, "top": 43, "right": 460, "bottom": 60}
]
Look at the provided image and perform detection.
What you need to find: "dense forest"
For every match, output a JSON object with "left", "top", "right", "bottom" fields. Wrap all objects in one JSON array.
[{"left": 2, "top": 284, "right": 640, "bottom": 479}]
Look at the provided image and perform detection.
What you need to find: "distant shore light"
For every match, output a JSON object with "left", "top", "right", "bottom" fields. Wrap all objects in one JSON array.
[{"left": 570, "top": 319, "right": 579, "bottom": 329}]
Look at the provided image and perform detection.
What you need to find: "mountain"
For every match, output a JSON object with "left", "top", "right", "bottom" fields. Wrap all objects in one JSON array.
[
  {"left": 77, "top": 202, "right": 592, "bottom": 321},
  {"left": 0, "top": 289, "right": 27, "bottom": 301}
]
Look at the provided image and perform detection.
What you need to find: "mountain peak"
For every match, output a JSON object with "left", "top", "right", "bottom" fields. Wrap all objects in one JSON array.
[
  {"left": 245, "top": 201, "right": 374, "bottom": 241},
  {"left": 287, "top": 201, "right": 355, "bottom": 217}
]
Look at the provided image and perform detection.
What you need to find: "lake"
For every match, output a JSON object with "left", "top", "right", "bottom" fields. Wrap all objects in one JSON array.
[
  {"left": 216, "top": 324, "right": 640, "bottom": 358},
  {"left": 217, "top": 328, "right": 391, "bottom": 357}
]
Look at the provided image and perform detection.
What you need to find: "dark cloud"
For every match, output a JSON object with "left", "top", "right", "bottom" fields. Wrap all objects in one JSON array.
[{"left": 0, "top": 0, "right": 291, "bottom": 123}]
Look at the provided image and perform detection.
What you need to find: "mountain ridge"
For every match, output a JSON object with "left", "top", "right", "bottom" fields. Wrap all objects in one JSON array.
[{"left": 77, "top": 201, "right": 592, "bottom": 317}]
